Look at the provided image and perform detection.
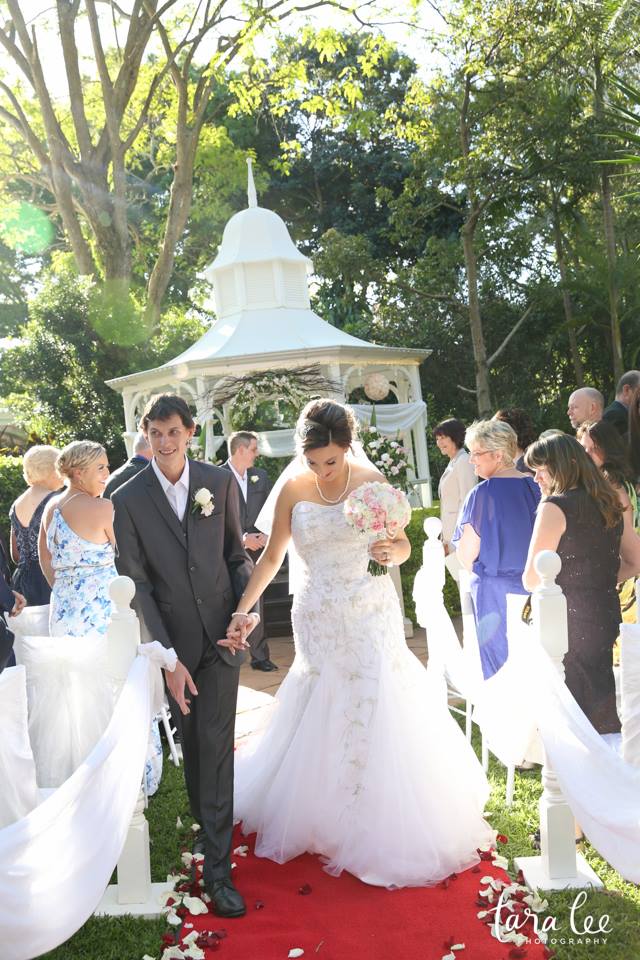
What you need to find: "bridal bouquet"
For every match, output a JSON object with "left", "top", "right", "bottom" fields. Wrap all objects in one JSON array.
[{"left": 344, "top": 482, "right": 412, "bottom": 576}]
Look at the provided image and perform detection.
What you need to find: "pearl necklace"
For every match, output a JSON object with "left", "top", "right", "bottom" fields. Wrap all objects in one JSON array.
[{"left": 315, "top": 462, "right": 351, "bottom": 504}]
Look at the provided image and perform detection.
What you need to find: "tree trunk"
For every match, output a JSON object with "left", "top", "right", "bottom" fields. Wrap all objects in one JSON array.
[
  {"left": 551, "top": 195, "right": 584, "bottom": 386},
  {"left": 459, "top": 73, "right": 491, "bottom": 417},
  {"left": 145, "top": 131, "right": 197, "bottom": 326},
  {"left": 594, "top": 54, "right": 624, "bottom": 383},
  {"left": 461, "top": 217, "right": 492, "bottom": 416}
]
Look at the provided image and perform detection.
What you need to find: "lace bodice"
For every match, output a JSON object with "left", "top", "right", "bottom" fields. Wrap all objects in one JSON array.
[{"left": 291, "top": 500, "right": 369, "bottom": 584}]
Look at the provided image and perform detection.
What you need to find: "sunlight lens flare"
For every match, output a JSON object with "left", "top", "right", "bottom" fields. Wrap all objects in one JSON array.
[{"left": 0, "top": 201, "right": 54, "bottom": 254}]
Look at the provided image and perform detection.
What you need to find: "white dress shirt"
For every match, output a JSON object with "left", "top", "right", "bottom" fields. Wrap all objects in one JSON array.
[
  {"left": 228, "top": 461, "right": 248, "bottom": 501},
  {"left": 152, "top": 456, "right": 190, "bottom": 521}
]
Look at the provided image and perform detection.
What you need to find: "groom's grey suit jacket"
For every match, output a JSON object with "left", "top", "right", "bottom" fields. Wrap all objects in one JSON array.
[{"left": 112, "top": 459, "right": 254, "bottom": 673}]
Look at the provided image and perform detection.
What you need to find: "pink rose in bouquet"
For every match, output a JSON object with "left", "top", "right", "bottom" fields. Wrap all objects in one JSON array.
[{"left": 344, "top": 481, "right": 412, "bottom": 576}]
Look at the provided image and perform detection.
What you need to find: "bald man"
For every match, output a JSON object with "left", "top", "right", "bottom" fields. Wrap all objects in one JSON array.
[{"left": 567, "top": 387, "right": 604, "bottom": 431}]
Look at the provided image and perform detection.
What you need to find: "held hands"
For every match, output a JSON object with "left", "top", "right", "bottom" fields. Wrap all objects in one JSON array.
[
  {"left": 217, "top": 612, "right": 259, "bottom": 655},
  {"left": 9, "top": 591, "right": 26, "bottom": 617},
  {"left": 165, "top": 659, "right": 198, "bottom": 716},
  {"left": 368, "top": 538, "right": 398, "bottom": 566},
  {"left": 244, "top": 532, "right": 267, "bottom": 552}
]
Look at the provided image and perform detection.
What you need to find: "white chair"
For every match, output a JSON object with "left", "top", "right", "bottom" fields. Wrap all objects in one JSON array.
[
  {"left": 0, "top": 666, "right": 39, "bottom": 827},
  {"left": 160, "top": 700, "right": 181, "bottom": 767}
]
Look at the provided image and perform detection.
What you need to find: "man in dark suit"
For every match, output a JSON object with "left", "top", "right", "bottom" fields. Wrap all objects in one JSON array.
[
  {"left": 222, "top": 431, "right": 277, "bottom": 672},
  {"left": 0, "top": 548, "right": 25, "bottom": 672},
  {"left": 603, "top": 370, "right": 640, "bottom": 436},
  {"left": 103, "top": 432, "right": 153, "bottom": 498},
  {"left": 112, "top": 394, "right": 256, "bottom": 918}
]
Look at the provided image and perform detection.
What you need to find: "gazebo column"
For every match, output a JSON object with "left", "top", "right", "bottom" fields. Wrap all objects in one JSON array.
[
  {"left": 196, "top": 377, "right": 214, "bottom": 461},
  {"left": 406, "top": 367, "right": 432, "bottom": 507},
  {"left": 122, "top": 391, "right": 139, "bottom": 457}
]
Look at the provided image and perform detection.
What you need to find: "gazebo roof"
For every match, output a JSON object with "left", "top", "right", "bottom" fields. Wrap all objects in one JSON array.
[{"left": 106, "top": 159, "right": 428, "bottom": 396}]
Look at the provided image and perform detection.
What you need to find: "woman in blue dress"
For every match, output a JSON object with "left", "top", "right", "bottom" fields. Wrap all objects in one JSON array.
[
  {"left": 38, "top": 440, "right": 163, "bottom": 794},
  {"left": 453, "top": 419, "right": 540, "bottom": 679}
]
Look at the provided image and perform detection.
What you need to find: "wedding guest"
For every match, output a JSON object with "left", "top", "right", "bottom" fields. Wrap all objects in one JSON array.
[
  {"left": 628, "top": 385, "right": 640, "bottom": 482},
  {"left": 39, "top": 441, "right": 116, "bottom": 636},
  {"left": 603, "top": 370, "right": 640, "bottom": 437},
  {"left": 578, "top": 419, "right": 639, "bottom": 624},
  {"left": 452, "top": 419, "right": 540, "bottom": 679},
  {"left": 39, "top": 440, "right": 163, "bottom": 793},
  {"left": 577, "top": 420, "right": 637, "bottom": 525},
  {"left": 0, "top": 573, "right": 25, "bottom": 673},
  {"left": 567, "top": 387, "right": 604, "bottom": 431},
  {"left": 0, "top": 536, "right": 24, "bottom": 671},
  {"left": 433, "top": 419, "right": 477, "bottom": 563},
  {"left": 9, "top": 445, "right": 61, "bottom": 605},
  {"left": 524, "top": 433, "right": 640, "bottom": 738},
  {"left": 223, "top": 431, "right": 276, "bottom": 672},
  {"left": 103, "top": 432, "right": 152, "bottom": 499},
  {"left": 493, "top": 408, "right": 536, "bottom": 474}
]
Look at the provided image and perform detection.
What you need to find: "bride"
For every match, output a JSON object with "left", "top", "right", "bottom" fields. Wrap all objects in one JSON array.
[{"left": 225, "top": 399, "right": 493, "bottom": 888}]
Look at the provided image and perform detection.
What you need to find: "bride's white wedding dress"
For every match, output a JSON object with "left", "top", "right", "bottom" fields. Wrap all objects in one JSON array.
[{"left": 234, "top": 498, "right": 494, "bottom": 887}]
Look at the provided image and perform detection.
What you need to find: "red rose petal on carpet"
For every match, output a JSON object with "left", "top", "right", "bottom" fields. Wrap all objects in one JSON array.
[{"left": 173, "top": 827, "right": 548, "bottom": 960}]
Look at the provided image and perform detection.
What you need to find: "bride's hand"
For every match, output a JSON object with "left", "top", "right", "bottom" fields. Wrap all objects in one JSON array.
[{"left": 369, "top": 538, "right": 398, "bottom": 566}]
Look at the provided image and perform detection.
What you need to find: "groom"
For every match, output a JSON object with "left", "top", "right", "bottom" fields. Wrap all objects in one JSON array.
[{"left": 112, "top": 394, "right": 257, "bottom": 917}]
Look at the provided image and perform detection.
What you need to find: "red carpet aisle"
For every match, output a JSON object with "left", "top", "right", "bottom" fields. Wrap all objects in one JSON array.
[{"left": 158, "top": 828, "right": 550, "bottom": 960}]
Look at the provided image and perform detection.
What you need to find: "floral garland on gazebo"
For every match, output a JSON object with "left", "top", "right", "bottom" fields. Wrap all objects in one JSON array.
[{"left": 211, "top": 365, "right": 340, "bottom": 432}]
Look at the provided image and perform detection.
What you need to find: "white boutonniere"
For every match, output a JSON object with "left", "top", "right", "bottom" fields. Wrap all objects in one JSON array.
[
  {"left": 250, "top": 475, "right": 259, "bottom": 484},
  {"left": 192, "top": 487, "right": 214, "bottom": 517}
]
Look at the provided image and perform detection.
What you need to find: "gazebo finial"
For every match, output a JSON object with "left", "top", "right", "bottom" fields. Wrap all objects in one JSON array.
[{"left": 246, "top": 156, "right": 258, "bottom": 208}]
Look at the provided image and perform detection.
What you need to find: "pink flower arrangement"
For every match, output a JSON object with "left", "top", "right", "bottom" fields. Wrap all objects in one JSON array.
[{"left": 344, "top": 482, "right": 412, "bottom": 575}]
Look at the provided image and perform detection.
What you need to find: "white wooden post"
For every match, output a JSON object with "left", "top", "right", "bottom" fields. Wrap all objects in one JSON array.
[
  {"left": 619, "top": 580, "right": 640, "bottom": 767},
  {"left": 514, "top": 550, "right": 603, "bottom": 890},
  {"left": 96, "top": 577, "right": 173, "bottom": 917}
]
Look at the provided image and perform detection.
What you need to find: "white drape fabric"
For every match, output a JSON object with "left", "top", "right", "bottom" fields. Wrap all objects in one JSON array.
[
  {"left": 620, "top": 623, "right": 640, "bottom": 767},
  {"left": 14, "top": 632, "right": 112, "bottom": 788},
  {"left": 416, "top": 563, "right": 640, "bottom": 884},
  {"left": 0, "top": 645, "right": 171, "bottom": 960},
  {"left": 351, "top": 401, "right": 427, "bottom": 434},
  {"left": 256, "top": 428, "right": 296, "bottom": 457},
  {"left": 0, "top": 667, "right": 39, "bottom": 829}
]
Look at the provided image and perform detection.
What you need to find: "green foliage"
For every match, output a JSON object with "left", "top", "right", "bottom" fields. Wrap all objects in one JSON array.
[
  {"left": 0, "top": 455, "right": 24, "bottom": 547},
  {"left": 1, "top": 259, "right": 207, "bottom": 462}
]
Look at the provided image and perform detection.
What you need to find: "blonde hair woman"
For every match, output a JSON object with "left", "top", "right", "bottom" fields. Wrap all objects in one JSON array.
[
  {"left": 452, "top": 419, "right": 540, "bottom": 679},
  {"left": 10, "top": 445, "right": 61, "bottom": 605},
  {"left": 39, "top": 441, "right": 116, "bottom": 636}
]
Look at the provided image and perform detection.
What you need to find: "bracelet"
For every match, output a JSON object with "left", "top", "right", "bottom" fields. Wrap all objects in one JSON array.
[{"left": 232, "top": 611, "right": 260, "bottom": 623}]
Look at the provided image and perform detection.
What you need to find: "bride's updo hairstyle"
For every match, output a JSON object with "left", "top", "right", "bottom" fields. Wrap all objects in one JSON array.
[
  {"left": 56, "top": 440, "right": 106, "bottom": 483},
  {"left": 296, "top": 399, "right": 357, "bottom": 454}
]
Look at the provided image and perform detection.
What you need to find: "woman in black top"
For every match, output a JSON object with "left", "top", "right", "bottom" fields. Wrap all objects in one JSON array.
[{"left": 523, "top": 433, "right": 640, "bottom": 736}]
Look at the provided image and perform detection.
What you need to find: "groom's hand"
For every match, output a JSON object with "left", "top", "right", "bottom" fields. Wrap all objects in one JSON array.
[{"left": 166, "top": 660, "right": 198, "bottom": 715}]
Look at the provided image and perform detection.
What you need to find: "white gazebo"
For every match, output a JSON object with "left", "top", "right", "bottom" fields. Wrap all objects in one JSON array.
[{"left": 107, "top": 160, "right": 432, "bottom": 503}]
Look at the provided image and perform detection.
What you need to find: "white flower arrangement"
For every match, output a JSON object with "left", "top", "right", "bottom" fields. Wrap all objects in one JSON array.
[
  {"left": 192, "top": 487, "right": 214, "bottom": 517},
  {"left": 250, "top": 474, "right": 259, "bottom": 484},
  {"left": 361, "top": 422, "right": 410, "bottom": 489}
]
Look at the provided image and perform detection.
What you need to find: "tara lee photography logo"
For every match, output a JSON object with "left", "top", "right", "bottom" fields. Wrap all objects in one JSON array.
[{"left": 493, "top": 889, "right": 612, "bottom": 947}]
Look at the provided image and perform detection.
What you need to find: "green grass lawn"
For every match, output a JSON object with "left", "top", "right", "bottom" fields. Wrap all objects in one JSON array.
[{"left": 42, "top": 734, "right": 640, "bottom": 960}]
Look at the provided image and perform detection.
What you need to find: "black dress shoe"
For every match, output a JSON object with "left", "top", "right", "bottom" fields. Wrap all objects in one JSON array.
[
  {"left": 250, "top": 659, "right": 278, "bottom": 672},
  {"left": 192, "top": 829, "right": 206, "bottom": 856},
  {"left": 207, "top": 878, "right": 246, "bottom": 918}
]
